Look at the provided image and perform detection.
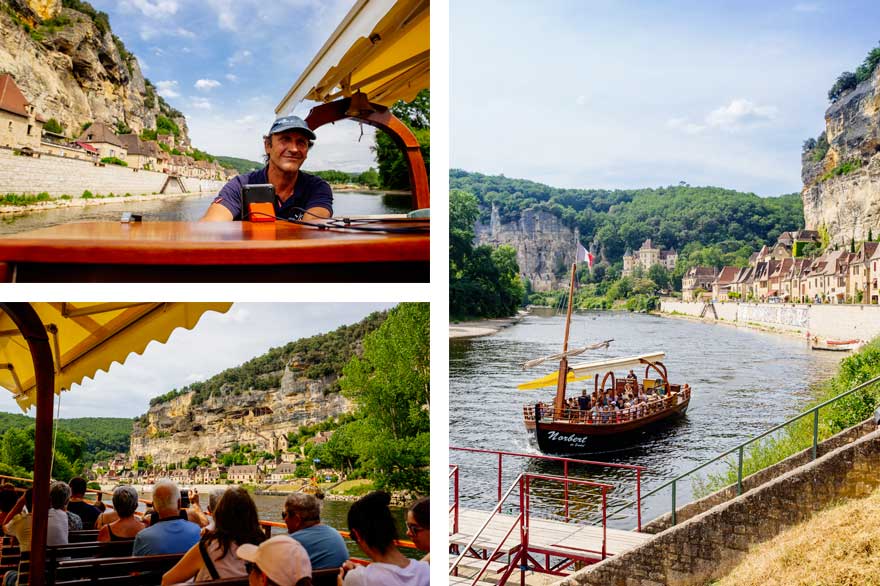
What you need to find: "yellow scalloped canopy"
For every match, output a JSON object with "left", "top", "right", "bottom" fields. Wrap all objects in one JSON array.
[
  {"left": 277, "top": 0, "right": 429, "bottom": 113},
  {"left": 517, "top": 352, "right": 666, "bottom": 390},
  {"left": 0, "top": 303, "right": 232, "bottom": 412}
]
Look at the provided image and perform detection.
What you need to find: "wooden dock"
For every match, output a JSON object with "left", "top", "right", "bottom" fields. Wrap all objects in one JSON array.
[{"left": 450, "top": 507, "right": 654, "bottom": 585}]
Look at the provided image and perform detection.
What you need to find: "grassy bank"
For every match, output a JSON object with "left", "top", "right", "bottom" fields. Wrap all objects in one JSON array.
[
  {"left": 695, "top": 337, "right": 880, "bottom": 497},
  {"left": 712, "top": 485, "right": 880, "bottom": 586},
  {"left": 1, "top": 190, "right": 146, "bottom": 206}
]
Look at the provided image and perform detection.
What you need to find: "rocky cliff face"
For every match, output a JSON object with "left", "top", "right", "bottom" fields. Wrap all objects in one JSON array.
[
  {"left": 0, "top": 1, "right": 190, "bottom": 141},
  {"left": 475, "top": 205, "right": 580, "bottom": 291},
  {"left": 130, "top": 364, "right": 351, "bottom": 466},
  {"left": 802, "top": 65, "right": 880, "bottom": 245}
]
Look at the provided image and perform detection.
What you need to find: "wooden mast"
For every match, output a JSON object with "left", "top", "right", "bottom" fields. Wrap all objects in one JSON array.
[{"left": 553, "top": 263, "right": 577, "bottom": 415}]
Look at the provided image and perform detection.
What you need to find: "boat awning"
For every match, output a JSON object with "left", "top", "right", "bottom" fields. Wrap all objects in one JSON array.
[
  {"left": 276, "top": 0, "right": 429, "bottom": 114},
  {"left": 517, "top": 352, "right": 666, "bottom": 391},
  {"left": 0, "top": 302, "right": 231, "bottom": 411}
]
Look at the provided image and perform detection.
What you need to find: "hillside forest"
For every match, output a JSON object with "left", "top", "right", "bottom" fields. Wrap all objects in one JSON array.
[{"left": 450, "top": 170, "right": 804, "bottom": 317}]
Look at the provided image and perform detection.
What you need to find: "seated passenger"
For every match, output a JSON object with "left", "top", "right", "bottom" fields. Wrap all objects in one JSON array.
[
  {"left": 98, "top": 486, "right": 145, "bottom": 542},
  {"left": 406, "top": 497, "right": 430, "bottom": 563},
  {"left": 284, "top": 492, "right": 348, "bottom": 570},
  {"left": 161, "top": 487, "right": 264, "bottom": 584},
  {"left": 67, "top": 476, "right": 99, "bottom": 530},
  {"left": 238, "top": 535, "right": 312, "bottom": 586},
  {"left": 133, "top": 481, "right": 200, "bottom": 556}
]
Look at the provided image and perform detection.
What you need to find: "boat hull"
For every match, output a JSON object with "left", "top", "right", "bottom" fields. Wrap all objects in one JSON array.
[{"left": 528, "top": 396, "right": 690, "bottom": 455}]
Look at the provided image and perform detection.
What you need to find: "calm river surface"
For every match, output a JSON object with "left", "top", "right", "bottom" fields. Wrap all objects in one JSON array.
[
  {"left": 449, "top": 311, "right": 843, "bottom": 529},
  {"left": 0, "top": 191, "right": 411, "bottom": 235}
]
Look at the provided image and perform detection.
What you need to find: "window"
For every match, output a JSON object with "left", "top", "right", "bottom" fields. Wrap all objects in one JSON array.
[{"left": 27, "top": 125, "right": 32, "bottom": 135}]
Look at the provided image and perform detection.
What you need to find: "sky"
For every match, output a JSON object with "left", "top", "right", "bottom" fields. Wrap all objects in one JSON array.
[
  {"left": 90, "top": 0, "right": 378, "bottom": 171},
  {"left": 0, "top": 303, "right": 397, "bottom": 419},
  {"left": 451, "top": 0, "right": 880, "bottom": 196}
]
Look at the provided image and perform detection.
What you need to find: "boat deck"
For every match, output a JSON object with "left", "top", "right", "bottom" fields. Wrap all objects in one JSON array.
[{"left": 450, "top": 507, "right": 653, "bottom": 564}]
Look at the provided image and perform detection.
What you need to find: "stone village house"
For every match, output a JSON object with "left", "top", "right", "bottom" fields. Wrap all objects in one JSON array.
[{"left": 0, "top": 74, "right": 44, "bottom": 151}]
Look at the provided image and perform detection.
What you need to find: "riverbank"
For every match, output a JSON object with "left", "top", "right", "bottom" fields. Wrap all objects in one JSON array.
[
  {"left": 0, "top": 190, "right": 208, "bottom": 216},
  {"left": 449, "top": 309, "right": 528, "bottom": 339}
]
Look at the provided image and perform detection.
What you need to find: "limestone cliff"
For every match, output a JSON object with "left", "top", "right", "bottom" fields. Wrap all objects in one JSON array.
[
  {"left": 130, "top": 364, "right": 351, "bottom": 467},
  {"left": 802, "top": 65, "right": 880, "bottom": 245},
  {"left": 475, "top": 205, "right": 581, "bottom": 291},
  {"left": 0, "top": 0, "right": 191, "bottom": 141}
]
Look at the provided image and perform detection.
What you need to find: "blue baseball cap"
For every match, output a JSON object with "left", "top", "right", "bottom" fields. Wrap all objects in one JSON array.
[{"left": 267, "top": 115, "right": 316, "bottom": 140}]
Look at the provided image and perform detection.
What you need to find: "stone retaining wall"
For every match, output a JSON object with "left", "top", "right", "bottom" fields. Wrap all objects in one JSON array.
[
  {"left": 660, "top": 299, "right": 880, "bottom": 340},
  {"left": 0, "top": 146, "right": 224, "bottom": 196},
  {"left": 558, "top": 422, "right": 880, "bottom": 586}
]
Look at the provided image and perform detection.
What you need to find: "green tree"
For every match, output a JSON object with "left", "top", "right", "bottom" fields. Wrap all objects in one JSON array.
[
  {"left": 373, "top": 90, "right": 429, "bottom": 190},
  {"left": 340, "top": 303, "right": 429, "bottom": 492},
  {"left": 647, "top": 264, "right": 670, "bottom": 290},
  {"left": 44, "top": 118, "right": 64, "bottom": 135}
]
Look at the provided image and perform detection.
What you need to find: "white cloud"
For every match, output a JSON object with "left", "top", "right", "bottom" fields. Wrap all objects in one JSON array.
[
  {"left": 141, "top": 24, "right": 194, "bottom": 40},
  {"left": 706, "top": 98, "right": 778, "bottom": 131},
  {"left": 190, "top": 97, "right": 213, "bottom": 110},
  {"left": 793, "top": 2, "right": 821, "bottom": 12},
  {"left": 228, "top": 49, "right": 253, "bottom": 67},
  {"left": 195, "top": 79, "right": 222, "bottom": 91},
  {"left": 225, "top": 73, "right": 239, "bottom": 82},
  {"left": 575, "top": 95, "right": 587, "bottom": 106},
  {"left": 174, "top": 27, "right": 196, "bottom": 38},
  {"left": 121, "top": 0, "right": 179, "bottom": 18},
  {"left": 207, "top": 0, "right": 237, "bottom": 31},
  {"left": 667, "top": 117, "right": 706, "bottom": 135},
  {"left": 156, "top": 80, "right": 180, "bottom": 98}
]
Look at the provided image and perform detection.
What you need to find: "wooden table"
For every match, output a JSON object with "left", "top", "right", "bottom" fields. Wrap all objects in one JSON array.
[{"left": 0, "top": 220, "right": 429, "bottom": 282}]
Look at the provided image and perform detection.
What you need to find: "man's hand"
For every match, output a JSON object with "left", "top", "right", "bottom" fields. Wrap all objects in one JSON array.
[{"left": 303, "top": 206, "right": 331, "bottom": 220}]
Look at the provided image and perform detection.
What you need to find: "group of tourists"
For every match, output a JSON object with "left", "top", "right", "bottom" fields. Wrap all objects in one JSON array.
[
  {"left": 536, "top": 370, "right": 690, "bottom": 424},
  {"left": 0, "top": 477, "right": 430, "bottom": 586}
]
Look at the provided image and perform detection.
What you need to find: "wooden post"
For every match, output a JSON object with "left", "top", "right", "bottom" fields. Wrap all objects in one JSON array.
[
  {"left": 0, "top": 303, "right": 53, "bottom": 586},
  {"left": 553, "top": 264, "right": 577, "bottom": 415}
]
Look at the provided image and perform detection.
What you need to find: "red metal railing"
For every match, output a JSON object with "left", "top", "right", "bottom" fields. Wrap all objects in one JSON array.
[
  {"left": 450, "top": 447, "right": 645, "bottom": 530},
  {"left": 449, "top": 465, "right": 459, "bottom": 535}
]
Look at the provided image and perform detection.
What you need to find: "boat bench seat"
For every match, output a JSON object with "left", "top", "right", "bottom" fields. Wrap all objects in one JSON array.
[
  {"left": 48, "top": 540, "right": 135, "bottom": 583},
  {"left": 68, "top": 530, "right": 101, "bottom": 543},
  {"left": 53, "top": 552, "right": 183, "bottom": 586}
]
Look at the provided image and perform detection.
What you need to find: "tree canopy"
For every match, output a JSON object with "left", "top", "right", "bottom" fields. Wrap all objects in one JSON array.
[{"left": 373, "top": 90, "right": 430, "bottom": 190}]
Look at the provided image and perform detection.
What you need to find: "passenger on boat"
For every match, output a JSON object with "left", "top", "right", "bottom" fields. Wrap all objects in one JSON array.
[
  {"left": 0, "top": 485, "right": 17, "bottom": 532},
  {"left": 626, "top": 370, "right": 637, "bottom": 383},
  {"left": 94, "top": 504, "right": 117, "bottom": 530},
  {"left": 406, "top": 497, "right": 430, "bottom": 563},
  {"left": 67, "top": 477, "right": 99, "bottom": 530},
  {"left": 48, "top": 481, "right": 73, "bottom": 541},
  {"left": 238, "top": 534, "right": 312, "bottom": 586},
  {"left": 133, "top": 481, "right": 201, "bottom": 556},
  {"left": 162, "top": 488, "right": 265, "bottom": 584},
  {"left": 577, "top": 390, "right": 590, "bottom": 412},
  {"left": 203, "top": 489, "right": 226, "bottom": 534},
  {"left": 202, "top": 116, "right": 333, "bottom": 222},
  {"left": 340, "top": 491, "right": 429, "bottom": 586},
  {"left": 97, "top": 486, "right": 144, "bottom": 542},
  {"left": 284, "top": 492, "right": 348, "bottom": 570}
]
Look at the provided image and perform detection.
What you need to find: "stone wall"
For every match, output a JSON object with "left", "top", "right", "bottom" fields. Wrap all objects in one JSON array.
[
  {"left": 559, "top": 423, "right": 880, "bottom": 586},
  {"left": 0, "top": 146, "right": 224, "bottom": 196},
  {"left": 660, "top": 299, "right": 880, "bottom": 340}
]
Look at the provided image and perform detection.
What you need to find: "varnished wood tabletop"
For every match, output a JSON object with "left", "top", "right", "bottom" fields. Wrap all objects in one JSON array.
[{"left": 0, "top": 220, "right": 430, "bottom": 282}]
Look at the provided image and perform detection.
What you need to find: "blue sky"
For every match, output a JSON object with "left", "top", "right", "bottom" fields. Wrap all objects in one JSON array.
[
  {"left": 91, "top": 0, "right": 378, "bottom": 171},
  {"left": 451, "top": 0, "right": 880, "bottom": 196},
  {"left": 0, "top": 303, "right": 397, "bottom": 419}
]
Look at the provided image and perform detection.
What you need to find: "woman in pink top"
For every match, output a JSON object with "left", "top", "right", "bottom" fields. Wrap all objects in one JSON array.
[{"left": 161, "top": 488, "right": 266, "bottom": 585}]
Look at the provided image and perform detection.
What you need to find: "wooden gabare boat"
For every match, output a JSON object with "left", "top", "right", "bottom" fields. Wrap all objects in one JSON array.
[{"left": 518, "top": 263, "right": 692, "bottom": 454}]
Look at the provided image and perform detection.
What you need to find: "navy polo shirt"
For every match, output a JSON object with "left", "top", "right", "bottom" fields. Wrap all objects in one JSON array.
[{"left": 213, "top": 167, "right": 333, "bottom": 220}]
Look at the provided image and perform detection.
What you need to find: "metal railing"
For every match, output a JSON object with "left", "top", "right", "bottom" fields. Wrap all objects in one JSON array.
[
  {"left": 609, "top": 374, "right": 880, "bottom": 526},
  {"left": 450, "top": 446, "right": 645, "bottom": 529},
  {"left": 449, "top": 465, "right": 459, "bottom": 534}
]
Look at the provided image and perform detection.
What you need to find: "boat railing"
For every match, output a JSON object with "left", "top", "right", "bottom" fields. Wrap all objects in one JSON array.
[
  {"left": 449, "top": 465, "right": 459, "bottom": 534},
  {"left": 522, "top": 385, "right": 690, "bottom": 427},
  {"left": 607, "top": 374, "right": 880, "bottom": 527},
  {"left": 0, "top": 475, "right": 415, "bottom": 548},
  {"left": 450, "top": 446, "right": 644, "bottom": 530}
]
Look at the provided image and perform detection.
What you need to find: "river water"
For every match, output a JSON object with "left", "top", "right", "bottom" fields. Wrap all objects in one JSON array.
[
  {"left": 449, "top": 310, "right": 843, "bottom": 529},
  {"left": 0, "top": 191, "right": 412, "bottom": 235}
]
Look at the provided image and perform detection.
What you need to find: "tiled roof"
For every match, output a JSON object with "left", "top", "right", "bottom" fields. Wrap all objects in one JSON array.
[
  {"left": 77, "top": 122, "right": 124, "bottom": 148},
  {"left": 118, "top": 133, "right": 151, "bottom": 156},
  {"left": 0, "top": 74, "right": 30, "bottom": 118}
]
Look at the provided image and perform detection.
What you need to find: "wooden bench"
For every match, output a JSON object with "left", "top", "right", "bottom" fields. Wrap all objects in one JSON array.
[
  {"left": 68, "top": 531, "right": 100, "bottom": 543},
  {"left": 53, "top": 553, "right": 183, "bottom": 586},
  {"left": 47, "top": 541, "right": 134, "bottom": 584}
]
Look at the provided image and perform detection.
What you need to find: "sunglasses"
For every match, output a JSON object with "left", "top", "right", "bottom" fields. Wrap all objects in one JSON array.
[{"left": 406, "top": 523, "right": 425, "bottom": 534}]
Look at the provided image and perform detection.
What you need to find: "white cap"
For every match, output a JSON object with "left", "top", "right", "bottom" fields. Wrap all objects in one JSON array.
[{"left": 237, "top": 535, "right": 312, "bottom": 586}]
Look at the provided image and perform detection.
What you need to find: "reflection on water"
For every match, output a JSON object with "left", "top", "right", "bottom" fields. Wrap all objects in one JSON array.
[
  {"left": 0, "top": 191, "right": 411, "bottom": 235},
  {"left": 449, "top": 311, "right": 842, "bottom": 528}
]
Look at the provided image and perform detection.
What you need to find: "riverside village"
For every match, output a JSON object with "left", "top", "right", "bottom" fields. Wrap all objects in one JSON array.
[{"left": 448, "top": 15, "right": 880, "bottom": 586}]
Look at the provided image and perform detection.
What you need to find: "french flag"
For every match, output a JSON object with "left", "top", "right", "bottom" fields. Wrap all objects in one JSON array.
[{"left": 576, "top": 242, "right": 594, "bottom": 268}]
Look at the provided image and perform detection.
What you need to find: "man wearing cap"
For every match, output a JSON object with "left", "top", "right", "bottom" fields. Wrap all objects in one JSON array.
[
  {"left": 201, "top": 115, "right": 333, "bottom": 221},
  {"left": 238, "top": 534, "right": 312, "bottom": 586}
]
